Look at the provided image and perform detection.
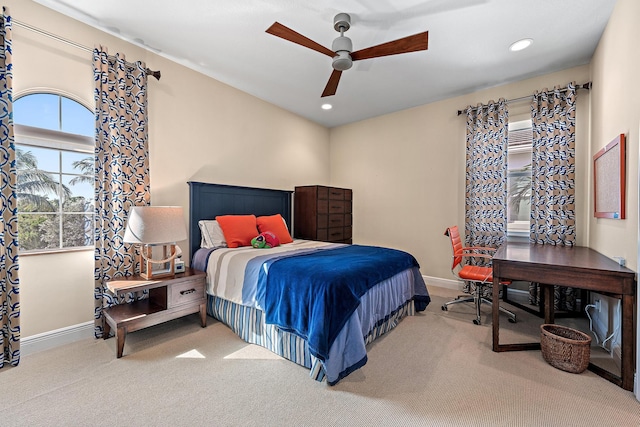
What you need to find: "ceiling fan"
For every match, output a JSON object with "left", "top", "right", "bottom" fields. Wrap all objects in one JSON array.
[{"left": 266, "top": 13, "right": 429, "bottom": 97}]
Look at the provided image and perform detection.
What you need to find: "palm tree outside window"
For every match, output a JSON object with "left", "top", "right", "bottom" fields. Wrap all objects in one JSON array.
[{"left": 13, "top": 93, "right": 94, "bottom": 252}]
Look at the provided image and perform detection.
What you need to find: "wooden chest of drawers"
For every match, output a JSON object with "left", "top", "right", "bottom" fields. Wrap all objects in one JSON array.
[{"left": 294, "top": 185, "right": 352, "bottom": 244}]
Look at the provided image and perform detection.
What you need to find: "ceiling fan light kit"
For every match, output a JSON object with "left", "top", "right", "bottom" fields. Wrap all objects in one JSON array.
[
  {"left": 332, "top": 50, "right": 352, "bottom": 71},
  {"left": 266, "top": 13, "right": 428, "bottom": 97}
]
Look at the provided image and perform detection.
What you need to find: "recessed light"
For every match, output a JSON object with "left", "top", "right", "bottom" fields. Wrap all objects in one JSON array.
[
  {"left": 321, "top": 103, "right": 332, "bottom": 110},
  {"left": 509, "top": 38, "right": 533, "bottom": 52}
]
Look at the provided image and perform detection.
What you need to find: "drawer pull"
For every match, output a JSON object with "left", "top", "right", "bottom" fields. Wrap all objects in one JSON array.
[
  {"left": 331, "top": 232, "right": 342, "bottom": 236},
  {"left": 180, "top": 288, "right": 196, "bottom": 295}
]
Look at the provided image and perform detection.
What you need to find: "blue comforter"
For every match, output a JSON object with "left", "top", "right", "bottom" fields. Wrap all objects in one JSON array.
[{"left": 257, "top": 244, "right": 429, "bottom": 362}]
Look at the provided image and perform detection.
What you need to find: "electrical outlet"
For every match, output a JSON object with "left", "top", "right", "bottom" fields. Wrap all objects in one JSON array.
[
  {"left": 595, "top": 299, "right": 601, "bottom": 312},
  {"left": 613, "top": 256, "right": 626, "bottom": 267}
]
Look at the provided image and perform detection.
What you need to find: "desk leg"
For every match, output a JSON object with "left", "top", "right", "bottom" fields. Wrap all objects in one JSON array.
[
  {"left": 536, "top": 282, "right": 544, "bottom": 314},
  {"left": 493, "top": 275, "right": 541, "bottom": 352},
  {"left": 621, "top": 294, "right": 634, "bottom": 391},
  {"left": 492, "top": 276, "right": 500, "bottom": 352},
  {"left": 542, "top": 284, "right": 554, "bottom": 324}
]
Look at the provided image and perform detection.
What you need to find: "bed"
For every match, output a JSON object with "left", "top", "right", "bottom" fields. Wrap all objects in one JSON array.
[{"left": 188, "top": 181, "right": 430, "bottom": 385}]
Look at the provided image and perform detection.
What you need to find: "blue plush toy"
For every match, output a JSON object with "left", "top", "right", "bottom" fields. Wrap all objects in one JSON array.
[{"left": 251, "top": 231, "right": 280, "bottom": 248}]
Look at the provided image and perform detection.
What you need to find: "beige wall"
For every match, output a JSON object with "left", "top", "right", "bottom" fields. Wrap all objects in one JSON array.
[
  {"left": 329, "top": 65, "right": 591, "bottom": 280},
  {"left": 13, "top": 0, "right": 329, "bottom": 337}
]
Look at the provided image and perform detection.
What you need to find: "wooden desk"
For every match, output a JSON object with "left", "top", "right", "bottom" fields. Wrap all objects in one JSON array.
[{"left": 491, "top": 242, "right": 636, "bottom": 391}]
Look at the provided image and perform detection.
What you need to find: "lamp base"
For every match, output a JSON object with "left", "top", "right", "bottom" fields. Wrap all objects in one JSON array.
[{"left": 139, "top": 244, "right": 176, "bottom": 280}]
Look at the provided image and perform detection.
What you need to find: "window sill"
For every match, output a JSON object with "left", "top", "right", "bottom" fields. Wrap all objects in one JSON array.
[
  {"left": 19, "top": 246, "right": 93, "bottom": 257},
  {"left": 507, "top": 229, "right": 529, "bottom": 243}
]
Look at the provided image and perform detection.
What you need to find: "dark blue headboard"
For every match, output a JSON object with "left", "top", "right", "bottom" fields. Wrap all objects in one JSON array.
[{"left": 187, "top": 181, "right": 293, "bottom": 262}]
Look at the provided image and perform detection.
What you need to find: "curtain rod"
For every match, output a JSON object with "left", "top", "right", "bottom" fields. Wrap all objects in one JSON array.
[
  {"left": 13, "top": 19, "right": 161, "bottom": 80},
  {"left": 456, "top": 82, "right": 591, "bottom": 116}
]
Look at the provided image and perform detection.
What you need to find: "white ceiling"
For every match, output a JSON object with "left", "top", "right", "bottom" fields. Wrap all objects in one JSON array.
[{"left": 34, "top": 0, "right": 616, "bottom": 128}]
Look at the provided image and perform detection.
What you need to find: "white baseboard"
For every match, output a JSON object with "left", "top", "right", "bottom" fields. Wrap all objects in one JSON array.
[
  {"left": 423, "top": 275, "right": 461, "bottom": 291},
  {"left": 422, "top": 276, "right": 531, "bottom": 300},
  {"left": 21, "top": 321, "right": 94, "bottom": 356}
]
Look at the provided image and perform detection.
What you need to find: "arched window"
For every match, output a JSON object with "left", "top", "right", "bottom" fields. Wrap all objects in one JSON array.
[{"left": 13, "top": 93, "right": 94, "bottom": 252}]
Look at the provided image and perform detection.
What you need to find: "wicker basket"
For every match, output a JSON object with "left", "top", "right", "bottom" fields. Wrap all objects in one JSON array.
[{"left": 540, "top": 324, "right": 592, "bottom": 374}]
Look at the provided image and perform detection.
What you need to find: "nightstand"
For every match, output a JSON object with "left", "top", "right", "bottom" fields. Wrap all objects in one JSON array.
[{"left": 103, "top": 267, "right": 207, "bottom": 358}]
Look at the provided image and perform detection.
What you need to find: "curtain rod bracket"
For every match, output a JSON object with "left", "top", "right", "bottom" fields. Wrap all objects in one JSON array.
[{"left": 145, "top": 68, "right": 161, "bottom": 81}]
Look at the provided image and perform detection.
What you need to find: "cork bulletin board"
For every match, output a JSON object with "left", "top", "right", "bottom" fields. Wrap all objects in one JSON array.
[{"left": 593, "top": 134, "right": 626, "bottom": 219}]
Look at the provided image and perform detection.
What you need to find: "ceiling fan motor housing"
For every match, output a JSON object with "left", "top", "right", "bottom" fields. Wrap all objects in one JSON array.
[{"left": 332, "top": 35, "right": 353, "bottom": 70}]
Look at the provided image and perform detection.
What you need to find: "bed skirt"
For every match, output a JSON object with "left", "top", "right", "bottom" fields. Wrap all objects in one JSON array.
[{"left": 207, "top": 294, "right": 415, "bottom": 383}]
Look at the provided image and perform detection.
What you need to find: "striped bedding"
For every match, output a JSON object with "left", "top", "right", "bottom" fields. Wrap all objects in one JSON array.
[
  {"left": 197, "top": 239, "right": 430, "bottom": 384},
  {"left": 205, "top": 240, "right": 339, "bottom": 305}
]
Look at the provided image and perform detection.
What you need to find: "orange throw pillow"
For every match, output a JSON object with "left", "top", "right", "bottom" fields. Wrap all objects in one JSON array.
[
  {"left": 257, "top": 214, "right": 293, "bottom": 244},
  {"left": 215, "top": 215, "right": 258, "bottom": 248}
]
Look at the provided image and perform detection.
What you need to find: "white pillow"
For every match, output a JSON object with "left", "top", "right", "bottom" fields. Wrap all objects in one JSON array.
[{"left": 198, "top": 220, "right": 228, "bottom": 248}]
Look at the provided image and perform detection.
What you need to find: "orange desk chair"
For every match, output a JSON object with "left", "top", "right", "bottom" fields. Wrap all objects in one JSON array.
[{"left": 441, "top": 226, "right": 516, "bottom": 325}]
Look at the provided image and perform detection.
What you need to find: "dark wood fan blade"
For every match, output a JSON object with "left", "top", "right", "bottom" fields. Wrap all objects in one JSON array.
[
  {"left": 351, "top": 31, "right": 428, "bottom": 61},
  {"left": 321, "top": 69, "right": 342, "bottom": 97},
  {"left": 266, "top": 22, "right": 335, "bottom": 57}
]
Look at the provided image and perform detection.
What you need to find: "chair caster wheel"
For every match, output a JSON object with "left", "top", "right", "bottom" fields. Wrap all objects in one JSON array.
[
  {"left": 473, "top": 319, "right": 480, "bottom": 325},
  {"left": 508, "top": 318, "right": 516, "bottom": 323},
  {"left": 441, "top": 305, "right": 448, "bottom": 311}
]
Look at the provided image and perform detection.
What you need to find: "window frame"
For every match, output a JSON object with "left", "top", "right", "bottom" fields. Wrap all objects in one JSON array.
[{"left": 14, "top": 92, "right": 95, "bottom": 255}]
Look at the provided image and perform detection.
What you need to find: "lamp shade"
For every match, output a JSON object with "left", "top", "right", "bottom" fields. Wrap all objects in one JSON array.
[{"left": 123, "top": 206, "right": 187, "bottom": 244}]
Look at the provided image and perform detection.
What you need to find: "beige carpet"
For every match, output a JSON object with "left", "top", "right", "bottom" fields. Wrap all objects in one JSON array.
[{"left": 2, "top": 286, "right": 639, "bottom": 426}]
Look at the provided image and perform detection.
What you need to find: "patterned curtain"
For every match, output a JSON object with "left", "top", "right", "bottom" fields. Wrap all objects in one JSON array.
[
  {"left": 464, "top": 99, "right": 508, "bottom": 295},
  {"left": 528, "top": 83, "right": 577, "bottom": 311},
  {"left": 0, "top": 7, "right": 18, "bottom": 368},
  {"left": 93, "top": 47, "right": 150, "bottom": 338}
]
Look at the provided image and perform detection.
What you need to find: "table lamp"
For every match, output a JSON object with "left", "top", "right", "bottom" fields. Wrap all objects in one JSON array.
[{"left": 123, "top": 206, "right": 187, "bottom": 280}]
